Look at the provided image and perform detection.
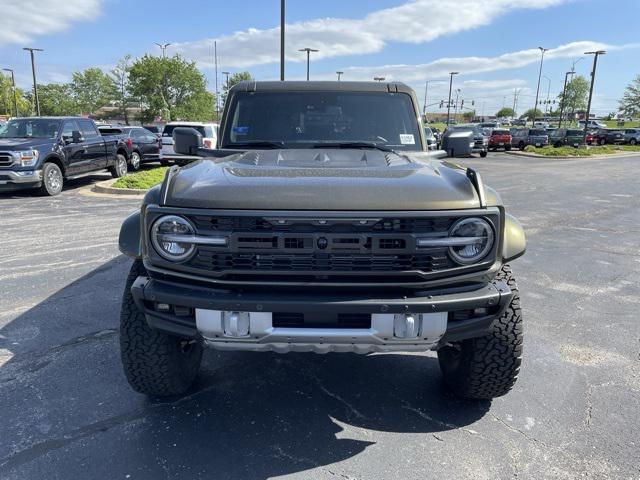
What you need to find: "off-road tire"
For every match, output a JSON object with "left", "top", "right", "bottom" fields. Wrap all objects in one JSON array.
[
  {"left": 438, "top": 265, "right": 522, "bottom": 399},
  {"left": 119, "top": 260, "right": 203, "bottom": 396},
  {"left": 110, "top": 154, "right": 128, "bottom": 178},
  {"left": 480, "top": 151, "right": 488, "bottom": 158},
  {"left": 40, "top": 162, "right": 64, "bottom": 196}
]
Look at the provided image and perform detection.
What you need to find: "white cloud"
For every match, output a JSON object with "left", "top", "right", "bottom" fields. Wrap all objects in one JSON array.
[
  {"left": 0, "top": 0, "right": 103, "bottom": 46},
  {"left": 173, "top": 0, "right": 571, "bottom": 68}
]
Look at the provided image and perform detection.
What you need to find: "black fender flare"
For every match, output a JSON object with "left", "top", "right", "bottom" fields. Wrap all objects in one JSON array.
[{"left": 119, "top": 211, "right": 142, "bottom": 259}]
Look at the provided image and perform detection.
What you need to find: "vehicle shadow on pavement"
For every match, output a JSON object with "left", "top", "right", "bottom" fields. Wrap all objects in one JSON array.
[{"left": 0, "top": 256, "right": 490, "bottom": 479}]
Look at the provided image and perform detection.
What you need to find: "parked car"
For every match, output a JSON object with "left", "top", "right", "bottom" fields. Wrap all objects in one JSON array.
[
  {"left": 431, "top": 127, "right": 442, "bottom": 145},
  {"left": 118, "top": 80, "right": 526, "bottom": 400},
  {"left": 512, "top": 119, "right": 527, "bottom": 127},
  {"left": 578, "top": 119, "right": 607, "bottom": 129},
  {"left": 480, "top": 122, "right": 499, "bottom": 129},
  {"left": 447, "top": 125, "right": 488, "bottom": 157},
  {"left": 488, "top": 129, "right": 512, "bottom": 151},
  {"left": 143, "top": 125, "right": 162, "bottom": 138},
  {"left": 0, "top": 116, "right": 128, "bottom": 195},
  {"left": 511, "top": 128, "right": 549, "bottom": 150},
  {"left": 160, "top": 122, "right": 218, "bottom": 165},
  {"left": 533, "top": 121, "right": 549, "bottom": 129},
  {"left": 549, "top": 128, "right": 584, "bottom": 147},
  {"left": 98, "top": 126, "right": 160, "bottom": 170},
  {"left": 592, "top": 128, "right": 625, "bottom": 145},
  {"left": 423, "top": 126, "right": 437, "bottom": 150},
  {"left": 624, "top": 128, "right": 640, "bottom": 145}
]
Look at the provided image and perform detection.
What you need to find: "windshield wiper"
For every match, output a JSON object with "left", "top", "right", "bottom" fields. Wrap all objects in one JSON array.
[
  {"left": 226, "top": 141, "right": 286, "bottom": 149},
  {"left": 312, "top": 142, "right": 396, "bottom": 153}
]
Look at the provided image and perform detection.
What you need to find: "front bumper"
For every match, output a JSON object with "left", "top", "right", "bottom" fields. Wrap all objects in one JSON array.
[
  {"left": 0, "top": 169, "right": 42, "bottom": 190},
  {"left": 130, "top": 276, "right": 513, "bottom": 353}
]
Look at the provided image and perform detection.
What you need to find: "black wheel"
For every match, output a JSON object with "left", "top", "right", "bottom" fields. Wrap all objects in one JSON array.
[
  {"left": 110, "top": 154, "right": 128, "bottom": 178},
  {"left": 119, "top": 261, "right": 203, "bottom": 396},
  {"left": 129, "top": 151, "right": 141, "bottom": 171},
  {"left": 479, "top": 150, "right": 488, "bottom": 158},
  {"left": 630, "top": 138, "right": 637, "bottom": 145},
  {"left": 438, "top": 265, "right": 522, "bottom": 399},
  {"left": 160, "top": 159, "right": 171, "bottom": 167},
  {"left": 554, "top": 142, "right": 561, "bottom": 148},
  {"left": 505, "top": 146, "right": 511, "bottom": 151},
  {"left": 599, "top": 138, "right": 606, "bottom": 146},
  {"left": 40, "top": 162, "right": 64, "bottom": 196},
  {"left": 518, "top": 142, "right": 525, "bottom": 151}
]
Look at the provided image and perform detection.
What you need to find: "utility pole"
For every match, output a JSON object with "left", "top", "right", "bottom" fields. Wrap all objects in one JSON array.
[
  {"left": 568, "top": 58, "right": 583, "bottom": 125},
  {"left": 453, "top": 88, "right": 461, "bottom": 117},
  {"left": 214, "top": 41, "right": 219, "bottom": 120},
  {"left": 299, "top": 48, "right": 318, "bottom": 81},
  {"left": 512, "top": 88, "right": 520, "bottom": 117},
  {"left": 558, "top": 70, "right": 572, "bottom": 128},
  {"left": 543, "top": 75, "right": 551, "bottom": 116},
  {"left": 582, "top": 50, "right": 606, "bottom": 144},
  {"left": 336, "top": 71, "right": 343, "bottom": 81},
  {"left": 446, "top": 72, "right": 458, "bottom": 126},
  {"left": 422, "top": 80, "right": 429, "bottom": 117},
  {"left": 280, "top": 0, "right": 285, "bottom": 81},
  {"left": 23, "top": 47, "right": 43, "bottom": 116},
  {"left": 532, "top": 46, "right": 548, "bottom": 126},
  {"left": 2, "top": 68, "right": 18, "bottom": 117}
]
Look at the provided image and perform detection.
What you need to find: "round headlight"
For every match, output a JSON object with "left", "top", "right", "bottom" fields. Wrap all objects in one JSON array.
[
  {"left": 151, "top": 215, "right": 196, "bottom": 261},
  {"left": 448, "top": 217, "right": 494, "bottom": 265}
]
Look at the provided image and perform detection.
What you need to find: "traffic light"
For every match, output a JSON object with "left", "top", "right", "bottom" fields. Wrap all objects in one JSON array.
[{"left": 439, "top": 100, "right": 443, "bottom": 108}]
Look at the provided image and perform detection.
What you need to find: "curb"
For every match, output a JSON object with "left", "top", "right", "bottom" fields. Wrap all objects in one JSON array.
[
  {"left": 92, "top": 179, "right": 147, "bottom": 196},
  {"left": 507, "top": 150, "right": 639, "bottom": 160}
]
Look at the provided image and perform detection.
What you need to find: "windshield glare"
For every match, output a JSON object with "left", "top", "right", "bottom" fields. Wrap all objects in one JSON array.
[
  {"left": 0, "top": 119, "right": 61, "bottom": 139},
  {"left": 222, "top": 91, "right": 422, "bottom": 150}
]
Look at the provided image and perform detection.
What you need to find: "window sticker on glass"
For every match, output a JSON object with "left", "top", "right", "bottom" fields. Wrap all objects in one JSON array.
[
  {"left": 233, "top": 126, "right": 250, "bottom": 135},
  {"left": 399, "top": 134, "right": 415, "bottom": 145}
]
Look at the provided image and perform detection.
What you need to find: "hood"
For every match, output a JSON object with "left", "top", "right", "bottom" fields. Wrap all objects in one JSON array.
[
  {"left": 0, "top": 137, "right": 53, "bottom": 150},
  {"left": 163, "top": 149, "right": 491, "bottom": 211}
]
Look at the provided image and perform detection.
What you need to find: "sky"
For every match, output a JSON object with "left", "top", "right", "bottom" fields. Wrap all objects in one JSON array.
[{"left": 0, "top": 0, "right": 638, "bottom": 116}]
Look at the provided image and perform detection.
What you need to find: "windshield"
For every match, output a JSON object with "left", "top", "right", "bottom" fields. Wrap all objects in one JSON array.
[
  {"left": 0, "top": 118, "right": 61, "bottom": 139},
  {"left": 529, "top": 129, "right": 546, "bottom": 136},
  {"left": 567, "top": 129, "right": 583, "bottom": 136},
  {"left": 163, "top": 125, "right": 207, "bottom": 137},
  {"left": 222, "top": 91, "right": 422, "bottom": 150}
]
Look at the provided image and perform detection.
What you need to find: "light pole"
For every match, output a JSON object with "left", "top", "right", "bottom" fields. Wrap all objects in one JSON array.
[
  {"left": 582, "top": 50, "right": 606, "bottom": 144},
  {"left": 422, "top": 80, "right": 430, "bottom": 117},
  {"left": 222, "top": 71, "right": 230, "bottom": 89},
  {"left": 2, "top": 68, "right": 18, "bottom": 117},
  {"left": 568, "top": 57, "right": 584, "bottom": 124},
  {"left": 23, "top": 47, "right": 43, "bottom": 116},
  {"left": 446, "top": 72, "right": 459, "bottom": 126},
  {"left": 214, "top": 41, "right": 219, "bottom": 119},
  {"left": 373, "top": 76, "right": 385, "bottom": 82},
  {"left": 280, "top": 0, "right": 285, "bottom": 81},
  {"left": 298, "top": 48, "right": 318, "bottom": 81},
  {"left": 558, "top": 70, "right": 573, "bottom": 128},
  {"left": 454, "top": 88, "right": 461, "bottom": 116},
  {"left": 155, "top": 42, "right": 172, "bottom": 58},
  {"left": 543, "top": 75, "right": 551, "bottom": 116},
  {"left": 336, "top": 71, "right": 343, "bottom": 81},
  {"left": 532, "top": 46, "right": 548, "bottom": 126},
  {"left": 155, "top": 43, "right": 172, "bottom": 121}
]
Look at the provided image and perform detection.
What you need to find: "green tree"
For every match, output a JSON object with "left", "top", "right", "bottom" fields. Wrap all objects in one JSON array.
[
  {"left": 128, "top": 54, "right": 215, "bottom": 123},
  {"left": 521, "top": 108, "right": 543, "bottom": 121},
  {"left": 71, "top": 67, "right": 115, "bottom": 115},
  {"left": 109, "top": 54, "right": 133, "bottom": 124},
  {"left": 495, "top": 107, "right": 516, "bottom": 118},
  {"left": 0, "top": 74, "right": 29, "bottom": 116},
  {"left": 557, "top": 75, "right": 589, "bottom": 114},
  {"left": 28, "top": 83, "right": 80, "bottom": 116},
  {"left": 221, "top": 71, "right": 253, "bottom": 107},
  {"left": 619, "top": 74, "right": 640, "bottom": 118}
]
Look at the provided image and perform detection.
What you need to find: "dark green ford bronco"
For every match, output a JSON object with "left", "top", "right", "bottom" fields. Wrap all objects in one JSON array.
[{"left": 118, "top": 81, "right": 526, "bottom": 399}]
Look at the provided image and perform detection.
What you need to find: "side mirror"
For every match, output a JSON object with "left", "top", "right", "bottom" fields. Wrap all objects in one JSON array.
[
  {"left": 72, "top": 130, "right": 84, "bottom": 144},
  {"left": 173, "top": 127, "right": 203, "bottom": 156}
]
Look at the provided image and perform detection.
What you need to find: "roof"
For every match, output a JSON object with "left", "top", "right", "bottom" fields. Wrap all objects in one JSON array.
[
  {"left": 10, "top": 116, "right": 89, "bottom": 121},
  {"left": 229, "top": 80, "right": 416, "bottom": 95}
]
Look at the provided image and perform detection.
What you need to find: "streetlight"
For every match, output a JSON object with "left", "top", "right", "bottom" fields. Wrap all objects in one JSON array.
[
  {"left": 155, "top": 42, "right": 172, "bottom": 58},
  {"left": 336, "top": 71, "right": 343, "bottom": 81},
  {"left": 446, "top": 72, "right": 459, "bottom": 126},
  {"left": 2, "top": 68, "right": 18, "bottom": 117},
  {"left": 582, "top": 50, "right": 606, "bottom": 144},
  {"left": 454, "top": 88, "right": 461, "bottom": 116},
  {"left": 280, "top": 0, "right": 286, "bottom": 81},
  {"left": 23, "top": 47, "right": 43, "bottom": 116},
  {"left": 532, "top": 46, "right": 548, "bottom": 126},
  {"left": 558, "top": 70, "right": 573, "bottom": 128},
  {"left": 298, "top": 48, "right": 318, "bottom": 81},
  {"left": 542, "top": 75, "right": 551, "bottom": 116},
  {"left": 568, "top": 57, "right": 584, "bottom": 123},
  {"left": 373, "top": 76, "right": 385, "bottom": 82}
]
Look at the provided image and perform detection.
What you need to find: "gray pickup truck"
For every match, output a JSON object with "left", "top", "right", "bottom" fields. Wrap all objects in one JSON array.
[
  {"left": 118, "top": 81, "right": 526, "bottom": 400},
  {"left": 0, "top": 117, "right": 129, "bottom": 195}
]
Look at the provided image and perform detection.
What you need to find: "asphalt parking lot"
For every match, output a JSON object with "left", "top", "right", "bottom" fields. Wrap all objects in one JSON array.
[{"left": 0, "top": 152, "right": 638, "bottom": 480}]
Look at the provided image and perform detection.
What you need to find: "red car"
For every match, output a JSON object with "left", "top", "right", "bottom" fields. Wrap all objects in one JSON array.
[{"left": 489, "top": 129, "right": 512, "bottom": 151}]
